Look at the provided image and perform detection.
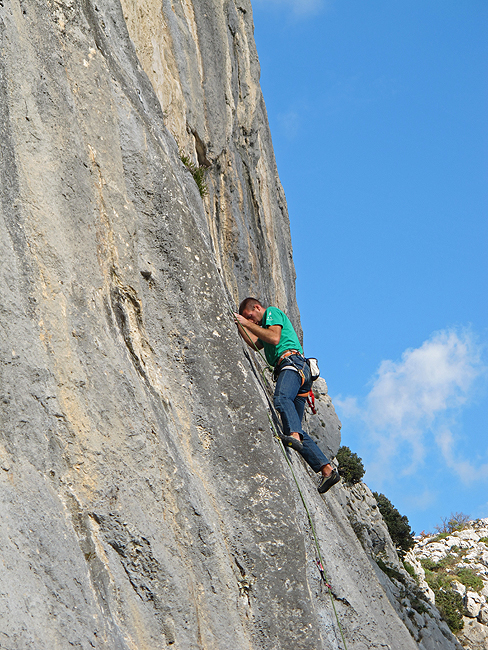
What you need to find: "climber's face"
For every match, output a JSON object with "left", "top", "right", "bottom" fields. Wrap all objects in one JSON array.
[{"left": 243, "top": 303, "right": 265, "bottom": 324}]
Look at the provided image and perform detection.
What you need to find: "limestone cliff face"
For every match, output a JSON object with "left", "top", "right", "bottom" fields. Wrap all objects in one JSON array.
[
  {"left": 0, "top": 1, "right": 461, "bottom": 648},
  {"left": 120, "top": 0, "right": 300, "bottom": 332}
]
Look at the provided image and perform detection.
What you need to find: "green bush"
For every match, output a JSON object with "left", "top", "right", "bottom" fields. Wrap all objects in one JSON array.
[
  {"left": 376, "top": 558, "right": 404, "bottom": 583},
  {"left": 410, "top": 595, "right": 429, "bottom": 615},
  {"left": 432, "top": 531, "right": 449, "bottom": 542},
  {"left": 420, "top": 557, "right": 438, "bottom": 572},
  {"left": 456, "top": 568, "right": 483, "bottom": 592},
  {"left": 434, "top": 573, "right": 458, "bottom": 591},
  {"left": 424, "top": 571, "right": 464, "bottom": 632},
  {"left": 435, "top": 589, "right": 464, "bottom": 633},
  {"left": 403, "top": 561, "right": 416, "bottom": 578},
  {"left": 479, "top": 537, "right": 488, "bottom": 546},
  {"left": 422, "top": 564, "right": 480, "bottom": 632},
  {"left": 336, "top": 446, "right": 365, "bottom": 484},
  {"left": 424, "top": 571, "right": 440, "bottom": 590},
  {"left": 435, "top": 554, "right": 458, "bottom": 571},
  {"left": 373, "top": 492, "right": 415, "bottom": 557}
]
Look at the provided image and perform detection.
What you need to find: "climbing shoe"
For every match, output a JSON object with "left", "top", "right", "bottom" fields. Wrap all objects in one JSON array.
[
  {"left": 317, "top": 470, "right": 340, "bottom": 494},
  {"left": 280, "top": 435, "right": 303, "bottom": 452}
]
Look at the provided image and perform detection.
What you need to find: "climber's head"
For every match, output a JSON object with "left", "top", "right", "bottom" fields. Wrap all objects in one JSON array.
[{"left": 239, "top": 297, "right": 266, "bottom": 324}]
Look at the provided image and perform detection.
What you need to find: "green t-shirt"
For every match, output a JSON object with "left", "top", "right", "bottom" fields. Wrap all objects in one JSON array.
[{"left": 258, "top": 306, "right": 303, "bottom": 367}]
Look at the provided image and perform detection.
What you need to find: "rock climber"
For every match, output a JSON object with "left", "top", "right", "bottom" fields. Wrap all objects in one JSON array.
[{"left": 234, "top": 297, "right": 340, "bottom": 494}]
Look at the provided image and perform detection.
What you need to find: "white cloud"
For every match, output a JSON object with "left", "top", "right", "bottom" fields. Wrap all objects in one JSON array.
[
  {"left": 334, "top": 395, "right": 359, "bottom": 418},
  {"left": 367, "top": 329, "right": 481, "bottom": 430},
  {"left": 435, "top": 425, "right": 488, "bottom": 484},
  {"left": 335, "top": 328, "right": 486, "bottom": 481}
]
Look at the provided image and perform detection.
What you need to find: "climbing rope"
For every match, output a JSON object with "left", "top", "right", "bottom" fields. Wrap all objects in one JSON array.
[
  {"left": 267, "top": 412, "right": 348, "bottom": 650},
  {"left": 227, "top": 305, "right": 348, "bottom": 650}
]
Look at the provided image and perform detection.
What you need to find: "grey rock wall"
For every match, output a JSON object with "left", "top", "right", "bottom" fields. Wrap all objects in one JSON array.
[
  {"left": 0, "top": 0, "right": 461, "bottom": 648},
  {"left": 119, "top": 0, "right": 301, "bottom": 334},
  {"left": 337, "top": 483, "right": 463, "bottom": 650}
]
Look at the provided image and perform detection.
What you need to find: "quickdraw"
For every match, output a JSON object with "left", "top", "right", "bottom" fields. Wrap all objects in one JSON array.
[
  {"left": 298, "top": 389, "right": 317, "bottom": 414},
  {"left": 316, "top": 560, "right": 332, "bottom": 589}
]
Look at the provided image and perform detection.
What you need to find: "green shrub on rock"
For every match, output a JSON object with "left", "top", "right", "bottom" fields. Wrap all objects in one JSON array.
[
  {"left": 336, "top": 446, "right": 365, "bottom": 484},
  {"left": 180, "top": 153, "right": 208, "bottom": 197},
  {"left": 420, "top": 557, "right": 438, "bottom": 572},
  {"left": 403, "top": 561, "right": 416, "bottom": 579},
  {"left": 432, "top": 531, "right": 449, "bottom": 542},
  {"left": 410, "top": 595, "right": 429, "bottom": 615},
  {"left": 373, "top": 492, "right": 415, "bottom": 557},
  {"left": 435, "top": 589, "right": 464, "bottom": 633},
  {"left": 376, "top": 558, "right": 404, "bottom": 582},
  {"left": 421, "top": 560, "right": 470, "bottom": 632},
  {"left": 456, "top": 567, "right": 483, "bottom": 592},
  {"left": 435, "top": 554, "right": 458, "bottom": 571}
]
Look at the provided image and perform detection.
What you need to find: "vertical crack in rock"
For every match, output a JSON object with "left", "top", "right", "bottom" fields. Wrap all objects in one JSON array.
[
  {"left": 110, "top": 280, "right": 152, "bottom": 388},
  {"left": 191, "top": 128, "right": 212, "bottom": 168}
]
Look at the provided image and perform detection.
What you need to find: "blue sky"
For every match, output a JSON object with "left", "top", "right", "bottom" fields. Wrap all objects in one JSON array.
[{"left": 252, "top": 0, "right": 488, "bottom": 534}]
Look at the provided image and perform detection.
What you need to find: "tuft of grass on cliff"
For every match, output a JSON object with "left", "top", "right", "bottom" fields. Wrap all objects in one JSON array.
[{"left": 180, "top": 153, "right": 208, "bottom": 197}]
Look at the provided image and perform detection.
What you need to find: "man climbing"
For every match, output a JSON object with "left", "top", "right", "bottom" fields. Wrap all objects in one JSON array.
[{"left": 235, "top": 298, "right": 340, "bottom": 494}]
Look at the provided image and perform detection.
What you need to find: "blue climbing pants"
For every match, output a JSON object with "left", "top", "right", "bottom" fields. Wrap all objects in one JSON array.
[{"left": 273, "top": 354, "right": 330, "bottom": 473}]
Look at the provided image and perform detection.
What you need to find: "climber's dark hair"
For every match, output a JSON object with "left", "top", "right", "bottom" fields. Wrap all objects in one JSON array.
[{"left": 239, "top": 297, "right": 262, "bottom": 315}]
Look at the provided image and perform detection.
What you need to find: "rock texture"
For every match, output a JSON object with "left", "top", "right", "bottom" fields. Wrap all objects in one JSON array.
[
  {"left": 0, "top": 0, "right": 467, "bottom": 648},
  {"left": 336, "top": 482, "right": 463, "bottom": 650},
  {"left": 408, "top": 519, "right": 488, "bottom": 649},
  {"left": 119, "top": 0, "right": 301, "bottom": 331}
]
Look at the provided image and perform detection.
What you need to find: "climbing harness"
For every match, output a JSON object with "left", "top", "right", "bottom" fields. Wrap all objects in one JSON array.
[
  {"left": 275, "top": 353, "right": 317, "bottom": 415},
  {"left": 277, "top": 349, "right": 300, "bottom": 365},
  {"left": 228, "top": 304, "right": 348, "bottom": 650}
]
